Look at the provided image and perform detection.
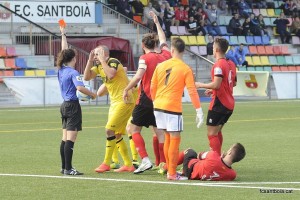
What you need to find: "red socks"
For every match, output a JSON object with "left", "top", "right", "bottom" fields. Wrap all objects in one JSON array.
[
  {"left": 132, "top": 133, "right": 148, "bottom": 159},
  {"left": 208, "top": 135, "right": 221, "bottom": 156}
]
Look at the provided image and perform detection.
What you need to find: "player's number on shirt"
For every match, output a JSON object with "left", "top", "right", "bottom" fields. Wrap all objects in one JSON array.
[
  {"left": 201, "top": 171, "right": 220, "bottom": 181},
  {"left": 165, "top": 68, "right": 172, "bottom": 85}
]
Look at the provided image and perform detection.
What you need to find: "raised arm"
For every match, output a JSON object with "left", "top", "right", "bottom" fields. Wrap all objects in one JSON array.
[
  {"left": 83, "top": 49, "right": 97, "bottom": 81},
  {"left": 60, "top": 26, "right": 68, "bottom": 50},
  {"left": 149, "top": 11, "right": 166, "bottom": 45}
]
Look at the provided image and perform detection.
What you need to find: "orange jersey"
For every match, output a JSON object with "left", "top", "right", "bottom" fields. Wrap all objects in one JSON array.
[{"left": 151, "top": 58, "right": 200, "bottom": 113}]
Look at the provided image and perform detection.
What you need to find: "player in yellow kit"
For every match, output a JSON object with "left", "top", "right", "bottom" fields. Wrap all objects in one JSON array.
[{"left": 84, "top": 45, "right": 137, "bottom": 172}]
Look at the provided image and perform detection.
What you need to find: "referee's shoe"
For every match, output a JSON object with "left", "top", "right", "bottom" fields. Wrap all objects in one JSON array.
[{"left": 64, "top": 168, "right": 84, "bottom": 175}]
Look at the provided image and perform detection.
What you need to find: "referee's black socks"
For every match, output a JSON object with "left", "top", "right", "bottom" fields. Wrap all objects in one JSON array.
[{"left": 65, "top": 140, "right": 74, "bottom": 170}]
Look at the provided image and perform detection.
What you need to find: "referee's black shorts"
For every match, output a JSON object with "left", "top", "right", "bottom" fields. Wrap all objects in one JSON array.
[
  {"left": 183, "top": 148, "right": 198, "bottom": 179},
  {"left": 60, "top": 100, "right": 82, "bottom": 131},
  {"left": 131, "top": 104, "right": 157, "bottom": 128}
]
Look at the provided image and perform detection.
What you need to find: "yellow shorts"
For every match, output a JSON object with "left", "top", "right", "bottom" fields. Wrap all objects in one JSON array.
[{"left": 105, "top": 102, "right": 135, "bottom": 135}]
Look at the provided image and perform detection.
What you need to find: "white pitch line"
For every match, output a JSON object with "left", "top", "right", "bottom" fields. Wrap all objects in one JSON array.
[{"left": 0, "top": 173, "right": 299, "bottom": 191}]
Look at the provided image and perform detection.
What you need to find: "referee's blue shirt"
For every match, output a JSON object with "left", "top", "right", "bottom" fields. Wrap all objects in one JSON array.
[{"left": 58, "top": 66, "right": 84, "bottom": 101}]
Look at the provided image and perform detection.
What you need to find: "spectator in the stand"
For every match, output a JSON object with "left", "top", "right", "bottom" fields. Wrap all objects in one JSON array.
[
  {"left": 249, "top": 13, "right": 262, "bottom": 36},
  {"left": 242, "top": 17, "right": 251, "bottom": 36},
  {"left": 238, "top": 0, "right": 251, "bottom": 18},
  {"left": 253, "top": 0, "right": 267, "bottom": 9},
  {"left": 185, "top": 16, "right": 206, "bottom": 35},
  {"left": 273, "top": 12, "right": 291, "bottom": 44},
  {"left": 226, "top": 46, "right": 239, "bottom": 66},
  {"left": 164, "top": 2, "right": 175, "bottom": 26},
  {"left": 290, "top": 0, "right": 298, "bottom": 18},
  {"left": 194, "top": 7, "right": 208, "bottom": 23},
  {"left": 195, "top": 0, "right": 204, "bottom": 9},
  {"left": 175, "top": 4, "right": 187, "bottom": 26},
  {"left": 130, "top": 0, "right": 145, "bottom": 16},
  {"left": 167, "top": 0, "right": 179, "bottom": 7},
  {"left": 234, "top": 43, "right": 248, "bottom": 67},
  {"left": 189, "top": 4, "right": 198, "bottom": 18},
  {"left": 291, "top": 16, "right": 300, "bottom": 38},
  {"left": 205, "top": 3, "right": 221, "bottom": 36},
  {"left": 217, "top": 0, "right": 228, "bottom": 15},
  {"left": 143, "top": 2, "right": 160, "bottom": 29},
  {"left": 228, "top": 13, "right": 243, "bottom": 35},
  {"left": 116, "top": 0, "right": 133, "bottom": 19},
  {"left": 206, "top": 35, "right": 215, "bottom": 62},
  {"left": 257, "top": 14, "right": 269, "bottom": 36},
  {"left": 226, "top": 0, "right": 239, "bottom": 15},
  {"left": 150, "top": 0, "right": 161, "bottom": 11},
  {"left": 280, "top": 0, "right": 292, "bottom": 16}
]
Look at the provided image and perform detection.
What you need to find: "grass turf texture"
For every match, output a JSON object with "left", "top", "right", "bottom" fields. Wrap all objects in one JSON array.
[{"left": 0, "top": 100, "right": 299, "bottom": 199}]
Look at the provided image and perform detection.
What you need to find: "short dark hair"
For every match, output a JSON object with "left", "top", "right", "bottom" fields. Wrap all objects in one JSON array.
[
  {"left": 171, "top": 37, "right": 185, "bottom": 53},
  {"left": 142, "top": 33, "right": 156, "bottom": 50},
  {"left": 231, "top": 143, "right": 246, "bottom": 163},
  {"left": 214, "top": 37, "right": 229, "bottom": 54}
]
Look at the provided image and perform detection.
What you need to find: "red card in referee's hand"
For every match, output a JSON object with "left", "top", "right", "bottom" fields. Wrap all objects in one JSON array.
[{"left": 58, "top": 19, "right": 66, "bottom": 28}]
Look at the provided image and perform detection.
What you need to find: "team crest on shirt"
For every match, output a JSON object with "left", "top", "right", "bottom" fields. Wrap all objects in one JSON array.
[{"left": 76, "top": 76, "right": 83, "bottom": 82}]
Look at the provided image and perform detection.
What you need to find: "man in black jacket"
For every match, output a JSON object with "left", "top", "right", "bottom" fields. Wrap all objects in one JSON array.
[{"left": 274, "top": 12, "right": 291, "bottom": 44}]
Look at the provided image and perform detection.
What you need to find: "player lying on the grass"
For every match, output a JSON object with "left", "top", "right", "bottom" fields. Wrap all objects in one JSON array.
[{"left": 177, "top": 143, "right": 245, "bottom": 181}]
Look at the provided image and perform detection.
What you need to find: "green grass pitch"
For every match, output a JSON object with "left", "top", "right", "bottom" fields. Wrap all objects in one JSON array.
[{"left": 0, "top": 100, "right": 299, "bottom": 199}]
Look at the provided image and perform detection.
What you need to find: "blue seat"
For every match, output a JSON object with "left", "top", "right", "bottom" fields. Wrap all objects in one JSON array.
[
  {"left": 14, "top": 70, "right": 25, "bottom": 76},
  {"left": 15, "top": 58, "right": 28, "bottom": 69},
  {"left": 46, "top": 69, "right": 57, "bottom": 76},
  {"left": 246, "top": 36, "right": 254, "bottom": 44},
  {"left": 254, "top": 36, "right": 263, "bottom": 45},
  {"left": 262, "top": 36, "right": 270, "bottom": 45},
  {"left": 229, "top": 36, "right": 239, "bottom": 45},
  {"left": 219, "top": 26, "right": 228, "bottom": 35}
]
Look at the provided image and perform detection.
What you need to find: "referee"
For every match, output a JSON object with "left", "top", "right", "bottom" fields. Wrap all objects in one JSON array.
[{"left": 57, "top": 26, "right": 96, "bottom": 175}]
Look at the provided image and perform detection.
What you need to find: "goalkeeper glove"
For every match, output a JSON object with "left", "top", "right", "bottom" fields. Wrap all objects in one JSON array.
[{"left": 195, "top": 108, "right": 204, "bottom": 128}]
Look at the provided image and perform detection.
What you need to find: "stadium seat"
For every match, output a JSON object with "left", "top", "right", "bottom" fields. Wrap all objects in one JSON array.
[
  {"left": 229, "top": 36, "right": 238, "bottom": 45},
  {"left": 198, "top": 46, "right": 207, "bottom": 55},
  {"left": 262, "top": 36, "right": 270, "bottom": 45},
  {"left": 274, "top": 9, "right": 282, "bottom": 16},
  {"left": 255, "top": 67, "right": 264, "bottom": 71},
  {"left": 265, "top": 46, "right": 274, "bottom": 55},
  {"left": 292, "top": 36, "right": 300, "bottom": 45},
  {"left": 133, "top": 15, "right": 143, "bottom": 24},
  {"left": 219, "top": 26, "right": 228, "bottom": 35},
  {"left": 46, "top": 69, "right": 57, "bottom": 76},
  {"left": 285, "top": 56, "right": 294, "bottom": 65},
  {"left": 263, "top": 66, "right": 272, "bottom": 71},
  {"left": 252, "top": 9, "right": 260, "bottom": 16},
  {"left": 0, "top": 59, "right": 5, "bottom": 69},
  {"left": 252, "top": 56, "right": 262, "bottom": 66},
  {"left": 247, "top": 67, "right": 256, "bottom": 71},
  {"left": 249, "top": 46, "right": 258, "bottom": 55},
  {"left": 257, "top": 46, "right": 266, "bottom": 55},
  {"left": 281, "top": 46, "right": 289, "bottom": 55},
  {"left": 35, "top": 69, "right": 46, "bottom": 76},
  {"left": 246, "top": 36, "right": 254, "bottom": 44},
  {"left": 15, "top": 58, "right": 28, "bottom": 69},
  {"left": 245, "top": 56, "right": 254, "bottom": 66},
  {"left": 259, "top": 9, "right": 267, "bottom": 16},
  {"left": 292, "top": 55, "right": 300, "bottom": 64},
  {"left": 254, "top": 36, "right": 263, "bottom": 45},
  {"left": 270, "top": 18, "right": 277, "bottom": 27},
  {"left": 273, "top": 46, "right": 281, "bottom": 55},
  {"left": 224, "top": 16, "right": 232, "bottom": 25},
  {"left": 277, "top": 56, "right": 286, "bottom": 65},
  {"left": 280, "top": 66, "right": 289, "bottom": 71},
  {"left": 238, "top": 67, "right": 247, "bottom": 71},
  {"left": 267, "top": 9, "right": 276, "bottom": 17},
  {"left": 218, "top": 17, "right": 226, "bottom": 25},
  {"left": 288, "top": 66, "right": 297, "bottom": 71},
  {"left": 4, "top": 58, "right": 17, "bottom": 69},
  {"left": 272, "top": 66, "right": 281, "bottom": 71},
  {"left": 222, "top": 35, "right": 230, "bottom": 42},
  {"left": 264, "top": 18, "right": 271, "bottom": 26},
  {"left": 190, "top": 46, "right": 199, "bottom": 54},
  {"left": 0, "top": 47, "right": 6, "bottom": 57},
  {"left": 170, "top": 26, "right": 179, "bottom": 35},
  {"left": 6, "top": 47, "right": 16, "bottom": 57},
  {"left": 14, "top": 70, "right": 25, "bottom": 76},
  {"left": 3, "top": 70, "right": 14, "bottom": 76},
  {"left": 179, "top": 36, "right": 190, "bottom": 45},
  {"left": 260, "top": 56, "right": 270, "bottom": 65},
  {"left": 178, "top": 26, "right": 189, "bottom": 35},
  {"left": 196, "top": 36, "right": 207, "bottom": 45},
  {"left": 24, "top": 70, "right": 35, "bottom": 76},
  {"left": 238, "top": 36, "right": 247, "bottom": 45},
  {"left": 188, "top": 36, "right": 198, "bottom": 45},
  {"left": 269, "top": 56, "right": 278, "bottom": 65},
  {"left": 297, "top": 66, "right": 300, "bottom": 71}
]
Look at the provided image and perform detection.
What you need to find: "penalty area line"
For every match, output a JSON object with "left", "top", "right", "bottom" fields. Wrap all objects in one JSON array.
[{"left": 0, "top": 173, "right": 299, "bottom": 191}]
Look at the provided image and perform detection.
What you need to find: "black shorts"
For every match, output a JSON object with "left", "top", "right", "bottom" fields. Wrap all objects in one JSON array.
[
  {"left": 183, "top": 148, "right": 198, "bottom": 179},
  {"left": 60, "top": 100, "right": 82, "bottom": 131},
  {"left": 206, "top": 110, "right": 232, "bottom": 126},
  {"left": 131, "top": 105, "right": 156, "bottom": 128}
]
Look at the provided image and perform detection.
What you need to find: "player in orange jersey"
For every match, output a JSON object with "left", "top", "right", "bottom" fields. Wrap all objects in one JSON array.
[
  {"left": 195, "top": 37, "right": 237, "bottom": 156},
  {"left": 150, "top": 37, "right": 204, "bottom": 180}
]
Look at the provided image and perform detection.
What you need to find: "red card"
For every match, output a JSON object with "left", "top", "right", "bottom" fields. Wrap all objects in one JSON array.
[{"left": 58, "top": 19, "right": 66, "bottom": 28}]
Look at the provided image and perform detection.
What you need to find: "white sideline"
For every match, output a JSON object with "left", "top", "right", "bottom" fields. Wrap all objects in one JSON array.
[{"left": 0, "top": 173, "right": 299, "bottom": 191}]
